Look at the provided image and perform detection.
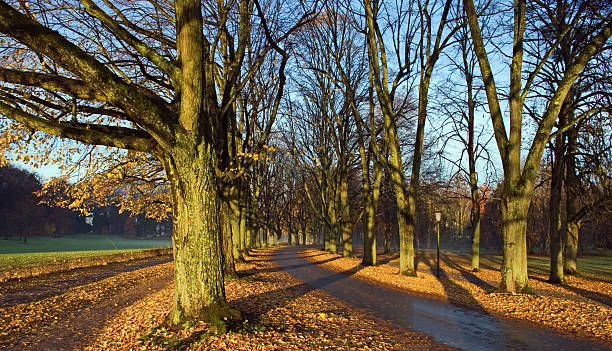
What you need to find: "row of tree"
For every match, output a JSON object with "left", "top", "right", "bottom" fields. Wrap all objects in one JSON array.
[{"left": 0, "top": 0, "right": 609, "bottom": 328}]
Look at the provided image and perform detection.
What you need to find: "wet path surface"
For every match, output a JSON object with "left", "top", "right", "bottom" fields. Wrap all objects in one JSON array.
[
  {"left": 274, "top": 247, "right": 612, "bottom": 351},
  {"left": 0, "top": 257, "right": 172, "bottom": 308}
]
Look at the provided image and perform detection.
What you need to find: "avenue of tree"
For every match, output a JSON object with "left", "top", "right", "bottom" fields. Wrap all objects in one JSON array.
[{"left": 0, "top": 0, "right": 609, "bottom": 327}]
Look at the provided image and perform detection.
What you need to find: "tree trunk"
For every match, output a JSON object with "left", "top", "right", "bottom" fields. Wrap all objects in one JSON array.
[
  {"left": 220, "top": 201, "right": 236, "bottom": 277},
  {"left": 564, "top": 128, "right": 580, "bottom": 274},
  {"left": 564, "top": 219, "right": 580, "bottom": 274},
  {"left": 340, "top": 174, "right": 352, "bottom": 257},
  {"left": 362, "top": 166, "right": 381, "bottom": 265},
  {"left": 548, "top": 133, "right": 565, "bottom": 283},
  {"left": 387, "top": 136, "right": 415, "bottom": 275},
  {"left": 165, "top": 147, "right": 239, "bottom": 327},
  {"left": 469, "top": 173, "right": 481, "bottom": 272},
  {"left": 326, "top": 191, "right": 338, "bottom": 254},
  {"left": 499, "top": 191, "right": 532, "bottom": 293},
  {"left": 239, "top": 195, "right": 247, "bottom": 254},
  {"left": 384, "top": 220, "right": 391, "bottom": 254}
]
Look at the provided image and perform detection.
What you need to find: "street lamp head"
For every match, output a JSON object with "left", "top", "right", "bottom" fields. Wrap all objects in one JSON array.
[{"left": 434, "top": 210, "right": 442, "bottom": 222}]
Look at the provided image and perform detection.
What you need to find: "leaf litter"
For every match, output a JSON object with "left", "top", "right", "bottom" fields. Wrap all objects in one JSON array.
[{"left": 299, "top": 248, "right": 612, "bottom": 343}]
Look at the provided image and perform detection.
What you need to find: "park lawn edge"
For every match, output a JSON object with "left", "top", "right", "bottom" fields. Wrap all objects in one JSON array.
[{"left": 0, "top": 247, "right": 172, "bottom": 282}]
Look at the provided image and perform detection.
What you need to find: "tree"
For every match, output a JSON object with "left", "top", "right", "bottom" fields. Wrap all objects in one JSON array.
[
  {"left": 438, "top": 12, "right": 496, "bottom": 271},
  {"left": 464, "top": 0, "right": 611, "bottom": 292},
  {"left": 289, "top": 10, "right": 363, "bottom": 257},
  {"left": 522, "top": 0, "right": 612, "bottom": 284},
  {"left": 0, "top": 0, "right": 313, "bottom": 327},
  {"left": 361, "top": 0, "right": 458, "bottom": 275}
]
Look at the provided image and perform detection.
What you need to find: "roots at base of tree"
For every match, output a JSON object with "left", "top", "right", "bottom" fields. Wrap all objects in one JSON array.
[
  {"left": 496, "top": 282, "right": 535, "bottom": 295},
  {"left": 564, "top": 267, "right": 577, "bottom": 275},
  {"left": 163, "top": 304, "right": 243, "bottom": 333},
  {"left": 548, "top": 277, "right": 566, "bottom": 285},
  {"left": 398, "top": 269, "right": 417, "bottom": 277},
  {"left": 362, "top": 259, "right": 375, "bottom": 266}
]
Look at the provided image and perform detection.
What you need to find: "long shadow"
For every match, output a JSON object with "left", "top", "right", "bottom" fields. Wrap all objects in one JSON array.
[
  {"left": 439, "top": 254, "right": 497, "bottom": 293},
  {"left": 232, "top": 258, "right": 360, "bottom": 321},
  {"left": 0, "top": 257, "right": 172, "bottom": 309},
  {"left": 421, "top": 255, "right": 489, "bottom": 314},
  {"left": 237, "top": 256, "right": 341, "bottom": 278},
  {"left": 532, "top": 276, "right": 612, "bottom": 308},
  {"left": 234, "top": 247, "right": 612, "bottom": 351},
  {"left": 375, "top": 252, "right": 400, "bottom": 266}
]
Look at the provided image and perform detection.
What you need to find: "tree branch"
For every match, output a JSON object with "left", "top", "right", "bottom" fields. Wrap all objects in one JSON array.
[
  {"left": 0, "top": 101, "right": 157, "bottom": 152},
  {"left": 0, "top": 67, "right": 107, "bottom": 101},
  {"left": 0, "top": 1, "right": 176, "bottom": 149},
  {"left": 79, "top": 0, "right": 179, "bottom": 83}
]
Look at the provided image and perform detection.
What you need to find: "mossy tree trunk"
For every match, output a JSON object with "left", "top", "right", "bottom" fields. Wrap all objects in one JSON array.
[
  {"left": 220, "top": 200, "right": 236, "bottom": 277},
  {"left": 165, "top": 146, "right": 238, "bottom": 325},
  {"left": 227, "top": 185, "right": 244, "bottom": 263},
  {"left": 499, "top": 188, "right": 532, "bottom": 293}
]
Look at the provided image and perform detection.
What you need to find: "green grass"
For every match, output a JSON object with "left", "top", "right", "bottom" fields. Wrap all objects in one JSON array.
[
  {"left": 0, "top": 234, "right": 171, "bottom": 271},
  {"left": 417, "top": 248, "right": 612, "bottom": 278},
  {"left": 525, "top": 255, "right": 612, "bottom": 277},
  {"left": 0, "top": 234, "right": 171, "bottom": 254}
]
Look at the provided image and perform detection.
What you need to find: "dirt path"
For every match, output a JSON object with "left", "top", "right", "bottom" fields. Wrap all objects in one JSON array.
[
  {"left": 0, "top": 257, "right": 171, "bottom": 309},
  {"left": 0, "top": 258, "right": 173, "bottom": 350},
  {"left": 274, "top": 247, "right": 611, "bottom": 351}
]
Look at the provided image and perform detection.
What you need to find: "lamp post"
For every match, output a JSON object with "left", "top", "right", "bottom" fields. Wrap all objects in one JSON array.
[{"left": 434, "top": 210, "right": 442, "bottom": 278}]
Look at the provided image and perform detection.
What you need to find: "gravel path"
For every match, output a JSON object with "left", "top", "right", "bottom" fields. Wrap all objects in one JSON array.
[{"left": 274, "top": 247, "right": 612, "bottom": 351}]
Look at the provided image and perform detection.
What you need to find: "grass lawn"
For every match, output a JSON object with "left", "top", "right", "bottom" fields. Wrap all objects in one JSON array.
[
  {"left": 0, "top": 234, "right": 171, "bottom": 271},
  {"left": 444, "top": 250, "right": 612, "bottom": 278},
  {"left": 371, "top": 247, "right": 612, "bottom": 278},
  {"left": 437, "top": 250, "right": 612, "bottom": 278},
  {"left": 525, "top": 254, "right": 612, "bottom": 277}
]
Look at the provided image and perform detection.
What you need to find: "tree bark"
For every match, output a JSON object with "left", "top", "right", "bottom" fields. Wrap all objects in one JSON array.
[
  {"left": 340, "top": 174, "right": 352, "bottom": 257},
  {"left": 165, "top": 147, "right": 239, "bottom": 326},
  {"left": 220, "top": 200, "right": 236, "bottom": 277},
  {"left": 469, "top": 172, "right": 481, "bottom": 272},
  {"left": 564, "top": 127, "right": 581, "bottom": 274},
  {"left": 499, "top": 190, "right": 532, "bottom": 293},
  {"left": 548, "top": 127, "right": 566, "bottom": 283},
  {"left": 227, "top": 185, "right": 244, "bottom": 263}
]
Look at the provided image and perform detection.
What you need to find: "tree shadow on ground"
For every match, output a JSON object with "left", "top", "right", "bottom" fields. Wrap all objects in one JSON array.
[
  {"left": 232, "top": 255, "right": 364, "bottom": 325},
  {"left": 237, "top": 256, "right": 341, "bottom": 278},
  {"left": 532, "top": 276, "right": 612, "bottom": 308},
  {"left": 420, "top": 255, "right": 489, "bottom": 314},
  {"left": 376, "top": 252, "right": 400, "bottom": 266},
  {"left": 440, "top": 254, "right": 497, "bottom": 293}
]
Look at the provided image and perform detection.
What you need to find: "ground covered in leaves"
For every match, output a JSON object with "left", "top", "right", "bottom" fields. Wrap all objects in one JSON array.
[
  {"left": 0, "top": 256, "right": 173, "bottom": 350},
  {"left": 86, "top": 248, "right": 452, "bottom": 350},
  {"left": 300, "top": 248, "right": 612, "bottom": 343}
]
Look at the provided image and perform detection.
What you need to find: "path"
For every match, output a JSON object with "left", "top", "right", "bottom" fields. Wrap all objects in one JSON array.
[
  {"left": 274, "top": 247, "right": 611, "bottom": 351},
  {"left": 0, "top": 257, "right": 173, "bottom": 350},
  {"left": 0, "top": 257, "right": 171, "bottom": 308}
]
